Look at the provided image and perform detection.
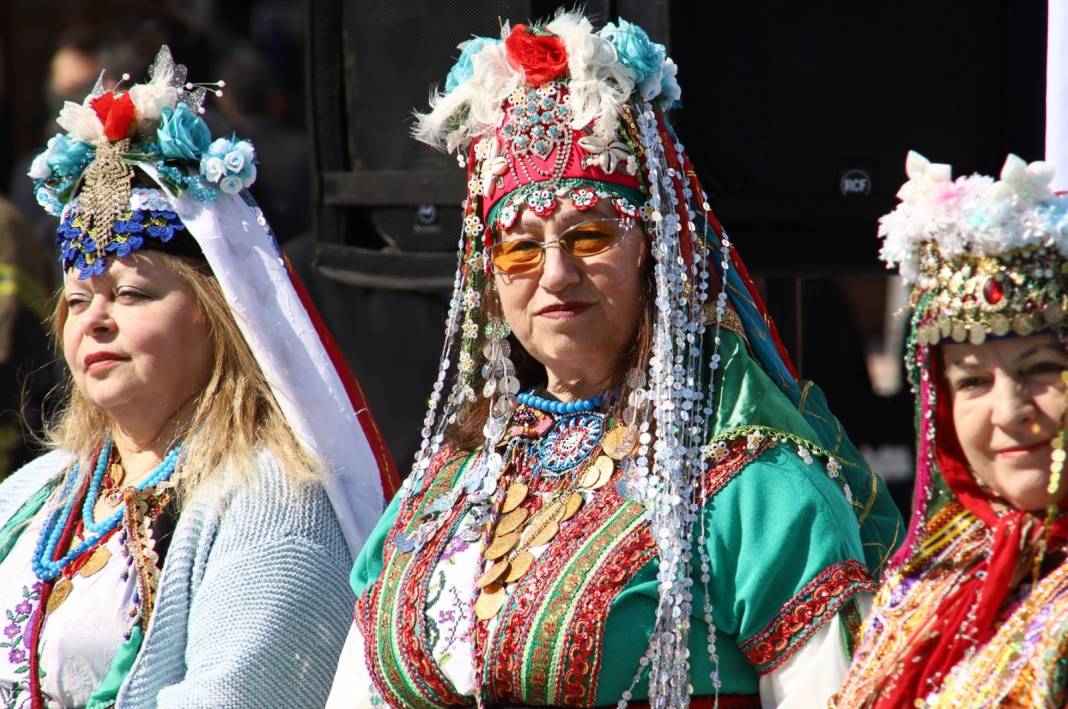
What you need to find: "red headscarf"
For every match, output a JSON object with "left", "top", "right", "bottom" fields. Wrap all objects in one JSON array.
[{"left": 875, "top": 354, "right": 1068, "bottom": 707}]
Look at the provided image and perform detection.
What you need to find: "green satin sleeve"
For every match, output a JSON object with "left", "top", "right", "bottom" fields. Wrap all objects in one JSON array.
[
  {"left": 349, "top": 492, "right": 404, "bottom": 597},
  {"left": 711, "top": 330, "right": 903, "bottom": 578},
  {"left": 704, "top": 445, "right": 869, "bottom": 646}
]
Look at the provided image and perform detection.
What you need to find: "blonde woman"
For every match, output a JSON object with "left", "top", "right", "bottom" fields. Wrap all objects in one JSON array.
[{"left": 0, "top": 47, "right": 396, "bottom": 707}]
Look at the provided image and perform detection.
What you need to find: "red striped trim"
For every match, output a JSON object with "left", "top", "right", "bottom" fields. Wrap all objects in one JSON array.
[
  {"left": 740, "top": 559, "right": 875, "bottom": 674},
  {"left": 624, "top": 697, "right": 758, "bottom": 709},
  {"left": 283, "top": 257, "right": 401, "bottom": 501}
]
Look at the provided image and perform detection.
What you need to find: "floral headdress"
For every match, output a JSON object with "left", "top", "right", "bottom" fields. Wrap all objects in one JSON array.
[
  {"left": 26, "top": 45, "right": 399, "bottom": 557},
  {"left": 882, "top": 150, "right": 1068, "bottom": 560},
  {"left": 28, "top": 46, "right": 260, "bottom": 278},
  {"left": 861, "top": 152, "right": 1068, "bottom": 703},
  {"left": 400, "top": 11, "right": 873, "bottom": 707},
  {"left": 879, "top": 151, "right": 1068, "bottom": 349}
]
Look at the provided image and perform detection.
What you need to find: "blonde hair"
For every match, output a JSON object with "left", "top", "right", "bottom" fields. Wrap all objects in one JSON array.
[{"left": 46, "top": 253, "right": 319, "bottom": 501}]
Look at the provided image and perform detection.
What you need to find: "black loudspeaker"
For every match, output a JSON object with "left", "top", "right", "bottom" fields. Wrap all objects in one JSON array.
[
  {"left": 308, "top": 0, "right": 531, "bottom": 289},
  {"left": 670, "top": 1, "right": 1046, "bottom": 276}
]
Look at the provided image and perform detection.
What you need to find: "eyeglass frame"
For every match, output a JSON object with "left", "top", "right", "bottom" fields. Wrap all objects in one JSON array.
[{"left": 488, "top": 216, "right": 638, "bottom": 275}]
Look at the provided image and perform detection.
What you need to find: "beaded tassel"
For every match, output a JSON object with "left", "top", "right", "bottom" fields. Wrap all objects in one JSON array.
[{"left": 1033, "top": 370, "right": 1068, "bottom": 582}]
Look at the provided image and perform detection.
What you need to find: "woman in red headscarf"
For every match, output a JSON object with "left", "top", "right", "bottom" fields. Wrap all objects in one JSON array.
[{"left": 834, "top": 152, "right": 1068, "bottom": 707}]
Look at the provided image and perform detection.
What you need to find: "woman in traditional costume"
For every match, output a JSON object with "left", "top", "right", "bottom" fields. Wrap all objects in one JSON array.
[
  {"left": 328, "top": 11, "right": 901, "bottom": 708},
  {"left": 0, "top": 47, "right": 397, "bottom": 707},
  {"left": 833, "top": 152, "right": 1068, "bottom": 707}
]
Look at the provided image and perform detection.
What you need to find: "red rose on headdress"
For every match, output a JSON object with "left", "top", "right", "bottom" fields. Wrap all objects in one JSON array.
[
  {"left": 90, "top": 92, "right": 137, "bottom": 142},
  {"left": 505, "top": 24, "right": 568, "bottom": 86}
]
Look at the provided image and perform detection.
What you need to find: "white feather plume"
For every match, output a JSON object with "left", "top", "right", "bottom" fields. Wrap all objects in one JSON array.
[
  {"left": 413, "top": 37, "right": 519, "bottom": 153},
  {"left": 547, "top": 10, "right": 635, "bottom": 143},
  {"left": 880, "top": 152, "right": 1068, "bottom": 284}
]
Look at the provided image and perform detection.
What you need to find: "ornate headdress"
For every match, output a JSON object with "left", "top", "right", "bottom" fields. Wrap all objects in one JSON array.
[
  {"left": 404, "top": 12, "right": 887, "bottom": 706},
  {"left": 30, "top": 47, "right": 260, "bottom": 278},
  {"left": 879, "top": 151, "right": 1068, "bottom": 348},
  {"left": 846, "top": 152, "right": 1068, "bottom": 705},
  {"left": 29, "top": 46, "right": 399, "bottom": 554},
  {"left": 881, "top": 150, "right": 1068, "bottom": 570}
]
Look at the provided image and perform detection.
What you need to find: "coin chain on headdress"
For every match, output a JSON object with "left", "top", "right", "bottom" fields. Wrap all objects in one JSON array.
[{"left": 80, "top": 138, "right": 134, "bottom": 261}]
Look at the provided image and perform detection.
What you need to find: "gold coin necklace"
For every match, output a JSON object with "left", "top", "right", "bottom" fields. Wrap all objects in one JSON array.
[{"left": 474, "top": 404, "right": 626, "bottom": 620}]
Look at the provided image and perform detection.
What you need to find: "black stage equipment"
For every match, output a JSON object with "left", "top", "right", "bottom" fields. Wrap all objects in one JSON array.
[
  {"left": 670, "top": 1, "right": 1046, "bottom": 277},
  {"left": 301, "top": 0, "right": 1044, "bottom": 474}
]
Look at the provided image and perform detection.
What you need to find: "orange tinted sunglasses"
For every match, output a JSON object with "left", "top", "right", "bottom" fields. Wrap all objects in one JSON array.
[{"left": 489, "top": 218, "right": 634, "bottom": 275}]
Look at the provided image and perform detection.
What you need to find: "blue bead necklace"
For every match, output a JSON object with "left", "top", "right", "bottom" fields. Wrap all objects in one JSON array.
[
  {"left": 32, "top": 440, "right": 183, "bottom": 582},
  {"left": 517, "top": 389, "right": 605, "bottom": 415}
]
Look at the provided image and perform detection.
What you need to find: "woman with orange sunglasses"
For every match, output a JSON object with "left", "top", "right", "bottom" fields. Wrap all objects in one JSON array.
[{"left": 329, "top": 11, "right": 901, "bottom": 707}]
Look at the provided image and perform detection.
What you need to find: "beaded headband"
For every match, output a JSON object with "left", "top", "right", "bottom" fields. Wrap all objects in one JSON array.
[
  {"left": 416, "top": 15, "right": 679, "bottom": 237},
  {"left": 880, "top": 151, "right": 1068, "bottom": 347},
  {"left": 28, "top": 46, "right": 260, "bottom": 278}
]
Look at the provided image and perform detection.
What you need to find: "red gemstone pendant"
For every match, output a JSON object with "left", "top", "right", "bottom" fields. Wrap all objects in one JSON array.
[{"left": 983, "top": 277, "right": 1005, "bottom": 305}]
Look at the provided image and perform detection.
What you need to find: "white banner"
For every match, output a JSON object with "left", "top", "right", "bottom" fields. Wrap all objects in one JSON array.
[{"left": 1049, "top": 0, "right": 1068, "bottom": 189}]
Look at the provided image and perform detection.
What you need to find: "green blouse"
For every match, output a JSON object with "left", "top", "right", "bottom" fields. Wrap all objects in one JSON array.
[{"left": 350, "top": 331, "right": 902, "bottom": 706}]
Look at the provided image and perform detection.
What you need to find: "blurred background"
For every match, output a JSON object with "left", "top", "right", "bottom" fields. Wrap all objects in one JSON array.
[{"left": 0, "top": 0, "right": 1050, "bottom": 518}]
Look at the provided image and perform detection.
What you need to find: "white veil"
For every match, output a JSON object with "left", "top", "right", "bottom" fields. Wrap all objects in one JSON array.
[{"left": 141, "top": 163, "right": 395, "bottom": 556}]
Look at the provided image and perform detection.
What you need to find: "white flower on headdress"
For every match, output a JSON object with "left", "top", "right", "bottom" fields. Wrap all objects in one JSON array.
[
  {"left": 657, "top": 58, "right": 681, "bottom": 109},
  {"left": 897, "top": 150, "right": 951, "bottom": 201},
  {"left": 462, "top": 288, "right": 481, "bottom": 310},
  {"left": 473, "top": 137, "right": 493, "bottom": 162},
  {"left": 458, "top": 351, "right": 475, "bottom": 374},
  {"left": 202, "top": 156, "right": 225, "bottom": 183},
  {"left": 129, "top": 82, "right": 178, "bottom": 125},
  {"left": 577, "top": 134, "right": 636, "bottom": 175},
  {"left": 478, "top": 137, "right": 509, "bottom": 197},
  {"left": 130, "top": 45, "right": 191, "bottom": 127},
  {"left": 219, "top": 175, "right": 243, "bottom": 194},
  {"left": 28, "top": 152, "right": 52, "bottom": 180},
  {"left": 990, "top": 153, "right": 1054, "bottom": 204},
  {"left": 467, "top": 250, "right": 486, "bottom": 272},
  {"left": 878, "top": 151, "right": 954, "bottom": 283},
  {"left": 56, "top": 99, "right": 106, "bottom": 146}
]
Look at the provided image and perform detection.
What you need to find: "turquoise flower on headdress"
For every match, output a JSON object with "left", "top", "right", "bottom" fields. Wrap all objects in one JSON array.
[
  {"left": 199, "top": 137, "right": 257, "bottom": 194},
  {"left": 601, "top": 18, "right": 666, "bottom": 100},
  {"left": 28, "top": 134, "right": 93, "bottom": 182},
  {"left": 658, "top": 58, "right": 682, "bottom": 110},
  {"left": 157, "top": 103, "right": 211, "bottom": 161},
  {"left": 34, "top": 185, "right": 62, "bottom": 215},
  {"left": 445, "top": 37, "right": 500, "bottom": 94}
]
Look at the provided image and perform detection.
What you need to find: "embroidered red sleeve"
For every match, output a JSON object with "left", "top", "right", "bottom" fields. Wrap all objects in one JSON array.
[{"left": 738, "top": 559, "right": 875, "bottom": 674}]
